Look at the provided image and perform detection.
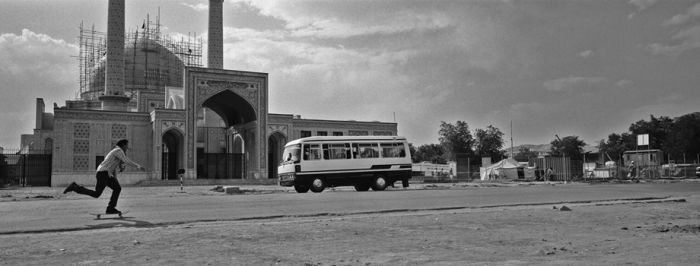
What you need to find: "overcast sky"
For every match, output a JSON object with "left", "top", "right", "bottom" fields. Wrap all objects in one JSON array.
[{"left": 1, "top": 0, "right": 699, "bottom": 149}]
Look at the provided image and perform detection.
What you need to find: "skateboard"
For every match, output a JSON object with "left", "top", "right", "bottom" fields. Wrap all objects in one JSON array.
[{"left": 89, "top": 210, "right": 129, "bottom": 219}]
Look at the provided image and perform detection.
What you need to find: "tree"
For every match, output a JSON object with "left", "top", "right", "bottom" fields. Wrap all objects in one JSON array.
[
  {"left": 550, "top": 135, "right": 586, "bottom": 160},
  {"left": 473, "top": 125, "right": 505, "bottom": 159},
  {"left": 629, "top": 115, "right": 673, "bottom": 150},
  {"left": 412, "top": 144, "right": 447, "bottom": 164},
  {"left": 597, "top": 133, "right": 635, "bottom": 161},
  {"left": 438, "top": 121, "right": 474, "bottom": 160},
  {"left": 664, "top": 113, "right": 700, "bottom": 160},
  {"left": 513, "top": 147, "right": 538, "bottom": 162}
]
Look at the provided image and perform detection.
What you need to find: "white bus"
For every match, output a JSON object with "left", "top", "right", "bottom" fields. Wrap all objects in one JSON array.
[{"left": 277, "top": 136, "right": 413, "bottom": 193}]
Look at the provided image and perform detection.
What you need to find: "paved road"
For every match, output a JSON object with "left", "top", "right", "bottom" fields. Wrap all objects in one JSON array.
[{"left": 1, "top": 181, "right": 699, "bottom": 234}]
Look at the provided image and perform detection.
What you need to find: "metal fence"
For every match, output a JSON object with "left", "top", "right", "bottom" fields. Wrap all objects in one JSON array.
[
  {"left": 0, "top": 149, "right": 52, "bottom": 187},
  {"left": 196, "top": 152, "right": 245, "bottom": 179},
  {"left": 455, "top": 154, "right": 483, "bottom": 179}
]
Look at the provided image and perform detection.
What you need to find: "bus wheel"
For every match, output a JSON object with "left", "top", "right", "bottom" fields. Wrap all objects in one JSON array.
[
  {"left": 294, "top": 184, "right": 310, "bottom": 193},
  {"left": 371, "top": 176, "right": 388, "bottom": 191},
  {"left": 402, "top": 179, "right": 409, "bottom": 188},
  {"left": 354, "top": 183, "right": 370, "bottom": 191},
  {"left": 310, "top": 178, "right": 325, "bottom": 193}
]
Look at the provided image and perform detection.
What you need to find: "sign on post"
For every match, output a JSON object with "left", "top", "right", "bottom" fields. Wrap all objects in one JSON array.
[{"left": 637, "top": 134, "right": 649, "bottom": 147}]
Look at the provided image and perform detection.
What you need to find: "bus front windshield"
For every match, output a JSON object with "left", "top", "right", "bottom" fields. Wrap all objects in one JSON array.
[{"left": 281, "top": 145, "right": 301, "bottom": 164}]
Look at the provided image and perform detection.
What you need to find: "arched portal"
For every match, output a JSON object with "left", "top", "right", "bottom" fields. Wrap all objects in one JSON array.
[
  {"left": 268, "top": 132, "right": 287, "bottom": 179},
  {"left": 185, "top": 68, "right": 268, "bottom": 180},
  {"left": 162, "top": 129, "right": 184, "bottom": 180},
  {"left": 196, "top": 90, "right": 257, "bottom": 179}
]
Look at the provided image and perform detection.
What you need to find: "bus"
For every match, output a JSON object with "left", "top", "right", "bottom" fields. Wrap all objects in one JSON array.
[{"left": 277, "top": 136, "right": 412, "bottom": 193}]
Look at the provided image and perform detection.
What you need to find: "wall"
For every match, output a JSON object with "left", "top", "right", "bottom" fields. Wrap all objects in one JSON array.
[{"left": 51, "top": 109, "right": 151, "bottom": 186}]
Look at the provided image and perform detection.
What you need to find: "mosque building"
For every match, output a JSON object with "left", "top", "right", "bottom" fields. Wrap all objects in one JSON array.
[{"left": 19, "top": 0, "right": 397, "bottom": 186}]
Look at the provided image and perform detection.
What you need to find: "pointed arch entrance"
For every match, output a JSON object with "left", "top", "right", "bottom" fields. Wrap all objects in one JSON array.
[
  {"left": 196, "top": 89, "right": 257, "bottom": 179},
  {"left": 162, "top": 129, "right": 184, "bottom": 180},
  {"left": 268, "top": 132, "right": 287, "bottom": 179},
  {"left": 185, "top": 68, "right": 269, "bottom": 179}
]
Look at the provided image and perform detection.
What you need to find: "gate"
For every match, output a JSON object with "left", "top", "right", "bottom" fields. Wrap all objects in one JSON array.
[
  {"left": 196, "top": 152, "right": 245, "bottom": 179},
  {"left": 531, "top": 156, "right": 581, "bottom": 181},
  {"left": 0, "top": 149, "right": 52, "bottom": 187},
  {"left": 161, "top": 151, "right": 178, "bottom": 180}
]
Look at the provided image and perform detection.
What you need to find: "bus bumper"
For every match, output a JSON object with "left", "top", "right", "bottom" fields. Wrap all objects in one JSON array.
[{"left": 278, "top": 173, "right": 296, "bottom": 186}]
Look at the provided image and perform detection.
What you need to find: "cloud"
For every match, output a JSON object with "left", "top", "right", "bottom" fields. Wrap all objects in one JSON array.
[
  {"left": 219, "top": 23, "right": 418, "bottom": 116},
  {"left": 629, "top": 0, "right": 657, "bottom": 10},
  {"left": 229, "top": 0, "right": 453, "bottom": 39},
  {"left": 663, "top": 3, "right": 700, "bottom": 26},
  {"left": 664, "top": 14, "right": 692, "bottom": 26},
  {"left": 289, "top": 11, "right": 452, "bottom": 39},
  {"left": 628, "top": 0, "right": 658, "bottom": 19},
  {"left": 648, "top": 25, "right": 700, "bottom": 55},
  {"left": 616, "top": 79, "right": 633, "bottom": 87},
  {"left": 543, "top": 76, "right": 606, "bottom": 92},
  {"left": 0, "top": 29, "right": 78, "bottom": 148},
  {"left": 181, "top": 3, "right": 208, "bottom": 12},
  {"left": 578, "top": 50, "right": 593, "bottom": 58}
]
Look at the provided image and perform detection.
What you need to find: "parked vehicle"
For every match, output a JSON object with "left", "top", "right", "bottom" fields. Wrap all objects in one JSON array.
[{"left": 277, "top": 136, "right": 412, "bottom": 193}]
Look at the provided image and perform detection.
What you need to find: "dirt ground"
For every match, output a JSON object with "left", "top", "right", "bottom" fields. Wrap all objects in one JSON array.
[{"left": 1, "top": 193, "right": 699, "bottom": 265}]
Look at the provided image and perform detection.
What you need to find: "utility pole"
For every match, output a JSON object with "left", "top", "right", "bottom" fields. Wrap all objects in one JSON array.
[
  {"left": 510, "top": 120, "right": 514, "bottom": 159},
  {"left": 555, "top": 134, "right": 566, "bottom": 183}
]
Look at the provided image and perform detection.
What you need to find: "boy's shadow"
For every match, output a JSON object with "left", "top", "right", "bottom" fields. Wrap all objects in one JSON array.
[{"left": 86, "top": 217, "right": 154, "bottom": 229}]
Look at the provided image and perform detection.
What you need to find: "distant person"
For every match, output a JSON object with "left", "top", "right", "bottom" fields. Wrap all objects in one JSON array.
[
  {"left": 546, "top": 167, "right": 554, "bottom": 181},
  {"left": 63, "top": 139, "right": 145, "bottom": 214},
  {"left": 628, "top": 161, "right": 637, "bottom": 181}
]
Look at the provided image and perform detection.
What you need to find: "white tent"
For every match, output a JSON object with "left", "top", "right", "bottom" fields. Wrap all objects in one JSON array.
[{"left": 480, "top": 158, "right": 523, "bottom": 180}]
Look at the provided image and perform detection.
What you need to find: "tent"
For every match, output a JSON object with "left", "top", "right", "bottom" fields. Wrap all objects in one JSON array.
[{"left": 480, "top": 158, "right": 524, "bottom": 180}]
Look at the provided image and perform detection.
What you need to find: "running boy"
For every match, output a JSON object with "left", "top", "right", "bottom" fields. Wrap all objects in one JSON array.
[{"left": 63, "top": 139, "right": 145, "bottom": 214}]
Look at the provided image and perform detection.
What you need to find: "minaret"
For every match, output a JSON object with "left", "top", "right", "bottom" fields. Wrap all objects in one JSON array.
[
  {"left": 100, "top": 0, "right": 130, "bottom": 111},
  {"left": 208, "top": 0, "right": 224, "bottom": 69}
]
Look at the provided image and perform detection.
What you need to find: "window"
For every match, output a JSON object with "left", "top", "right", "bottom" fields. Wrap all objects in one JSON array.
[
  {"left": 353, "top": 143, "right": 380, "bottom": 158},
  {"left": 73, "top": 156, "right": 89, "bottom": 170},
  {"left": 323, "top": 143, "right": 350, "bottom": 160},
  {"left": 349, "top": 130, "right": 369, "bottom": 136},
  {"left": 381, "top": 142, "right": 406, "bottom": 158},
  {"left": 333, "top": 131, "right": 343, "bottom": 136},
  {"left": 303, "top": 144, "right": 323, "bottom": 160},
  {"left": 373, "top": 131, "right": 393, "bottom": 136},
  {"left": 112, "top": 124, "right": 127, "bottom": 139},
  {"left": 317, "top": 131, "right": 328, "bottom": 136},
  {"left": 282, "top": 146, "right": 301, "bottom": 163},
  {"left": 300, "top": 130, "right": 312, "bottom": 138}
]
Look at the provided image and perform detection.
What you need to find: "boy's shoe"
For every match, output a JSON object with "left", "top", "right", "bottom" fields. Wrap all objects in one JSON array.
[
  {"left": 63, "top": 182, "right": 78, "bottom": 194},
  {"left": 105, "top": 207, "right": 121, "bottom": 215}
]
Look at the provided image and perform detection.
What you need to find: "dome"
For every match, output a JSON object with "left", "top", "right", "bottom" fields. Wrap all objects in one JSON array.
[
  {"left": 123, "top": 38, "right": 185, "bottom": 90},
  {"left": 82, "top": 38, "right": 185, "bottom": 100}
]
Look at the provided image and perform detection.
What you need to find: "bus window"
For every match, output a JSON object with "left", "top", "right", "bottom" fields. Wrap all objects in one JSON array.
[
  {"left": 357, "top": 143, "right": 380, "bottom": 158},
  {"left": 282, "top": 145, "right": 300, "bottom": 163},
  {"left": 322, "top": 144, "right": 330, "bottom": 160},
  {"left": 381, "top": 142, "right": 406, "bottom": 158},
  {"left": 323, "top": 143, "right": 350, "bottom": 160},
  {"left": 304, "top": 144, "right": 323, "bottom": 160}
]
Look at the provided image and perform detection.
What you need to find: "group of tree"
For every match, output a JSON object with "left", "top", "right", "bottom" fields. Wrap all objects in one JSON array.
[
  {"left": 411, "top": 121, "right": 506, "bottom": 163},
  {"left": 599, "top": 113, "right": 700, "bottom": 162},
  {"left": 412, "top": 112, "right": 700, "bottom": 164}
]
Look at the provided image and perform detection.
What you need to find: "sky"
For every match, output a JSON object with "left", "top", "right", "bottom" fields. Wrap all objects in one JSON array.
[{"left": 1, "top": 0, "right": 699, "bottom": 149}]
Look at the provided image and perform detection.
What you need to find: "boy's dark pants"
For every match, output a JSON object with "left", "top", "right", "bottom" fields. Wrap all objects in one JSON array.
[{"left": 73, "top": 171, "right": 121, "bottom": 208}]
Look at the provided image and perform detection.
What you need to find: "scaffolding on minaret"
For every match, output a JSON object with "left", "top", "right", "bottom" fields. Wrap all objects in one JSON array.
[{"left": 77, "top": 11, "right": 203, "bottom": 102}]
